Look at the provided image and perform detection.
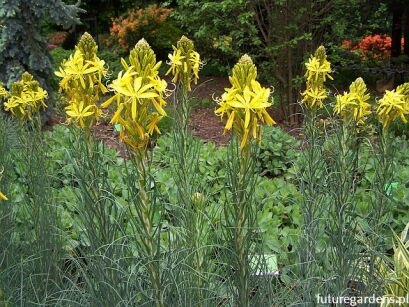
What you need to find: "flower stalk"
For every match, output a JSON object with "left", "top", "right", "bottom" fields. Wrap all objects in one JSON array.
[
  {"left": 167, "top": 36, "right": 213, "bottom": 305},
  {"left": 104, "top": 38, "right": 167, "bottom": 307},
  {"left": 56, "top": 33, "right": 130, "bottom": 304},
  {"left": 167, "top": 36, "right": 201, "bottom": 132},
  {"left": 327, "top": 77, "right": 371, "bottom": 296},
  {"left": 215, "top": 54, "right": 274, "bottom": 306},
  {"left": 297, "top": 46, "right": 332, "bottom": 302}
]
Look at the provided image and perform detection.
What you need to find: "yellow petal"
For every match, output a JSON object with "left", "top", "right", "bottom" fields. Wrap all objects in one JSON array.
[
  {"left": 121, "top": 58, "right": 129, "bottom": 70},
  {"left": 151, "top": 98, "right": 166, "bottom": 116},
  {"left": 241, "top": 128, "right": 249, "bottom": 149},
  {"left": 225, "top": 111, "right": 235, "bottom": 130},
  {"left": 0, "top": 191, "right": 7, "bottom": 201},
  {"left": 244, "top": 109, "right": 251, "bottom": 128},
  {"left": 132, "top": 99, "right": 137, "bottom": 120},
  {"left": 138, "top": 92, "right": 159, "bottom": 99},
  {"left": 101, "top": 94, "right": 117, "bottom": 108},
  {"left": 262, "top": 109, "right": 276, "bottom": 125}
]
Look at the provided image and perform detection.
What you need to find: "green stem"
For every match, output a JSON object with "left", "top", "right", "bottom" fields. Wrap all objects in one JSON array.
[
  {"left": 236, "top": 144, "right": 251, "bottom": 307},
  {"left": 298, "top": 107, "right": 324, "bottom": 302},
  {"left": 134, "top": 151, "right": 163, "bottom": 307}
]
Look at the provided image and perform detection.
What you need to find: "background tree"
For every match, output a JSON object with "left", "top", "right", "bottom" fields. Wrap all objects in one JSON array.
[
  {"left": 174, "top": 0, "right": 391, "bottom": 124},
  {"left": 63, "top": 0, "right": 158, "bottom": 33},
  {"left": 389, "top": 0, "right": 405, "bottom": 59},
  {"left": 0, "top": 0, "right": 82, "bottom": 89},
  {"left": 405, "top": 7, "right": 409, "bottom": 57}
]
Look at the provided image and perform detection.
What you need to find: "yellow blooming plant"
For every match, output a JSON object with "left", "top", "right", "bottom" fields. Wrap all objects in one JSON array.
[
  {"left": 102, "top": 38, "right": 167, "bottom": 151},
  {"left": 1, "top": 72, "right": 47, "bottom": 121},
  {"left": 55, "top": 32, "right": 107, "bottom": 129},
  {"left": 215, "top": 54, "right": 275, "bottom": 149},
  {"left": 377, "top": 83, "right": 409, "bottom": 128},
  {"left": 166, "top": 35, "right": 201, "bottom": 91},
  {"left": 302, "top": 46, "right": 333, "bottom": 109},
  {"left": 215, "top": 54, "right": 275, "bottom": 305},
  {"left": 334, "top": 77, "right": 371, "bottom": 124},
  {"left": 102, "top": 39, "right": 168, "bottom": 307}
]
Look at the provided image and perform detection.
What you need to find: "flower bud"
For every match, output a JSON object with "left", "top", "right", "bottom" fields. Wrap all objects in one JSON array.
[
  {"left": 315, "top": 45, "right": 327, "bottom": 63},
  {"left": 177, "top": 35, "right": 195, "bottom": 53},
  {"left": 77, "top": 32, "right": 98, "bottom": 61},
  {"left": 232, "top": 54, "right": 257, "bottom": 90},
  {"left": 192, "top": 192, "right": 204, "bottom": 205}
]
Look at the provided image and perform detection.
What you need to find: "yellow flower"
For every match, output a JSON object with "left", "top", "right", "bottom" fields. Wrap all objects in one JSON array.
[
  {"left": 0, "top": 83, "right": 8, "bottom": 100},
  {"left": 302, "top": 85, "right": 328, "bottom": 109},
  {"left": 168, "top": 49, "right": 185, "bottom": 74},
  {"left": 377, "top": 83, "right": 409, "bottom": 128},
  {"left": 305, "top": 57, "right": 332, "bottom": 82},
  {"left": 0, "top": 191, "right": 7, "bottom": 201},
  {"left": 55, "top": 32, "right": 107, "bottom": 129},
  {"left": 302, "top": 46, "right": 332, "bottom": 109},
  {"left": 55, "top": 50, "right": 100, "bottom": 90},
  {"left": 109, "top": 76, "right": 160, "bottom": 120},
  {"left": 3, "top": 72, "right": 47, "bottom": 120},
  {"left": 103, "top": 38, "right": 167, "bottom": 151},
  {"left": 166, "top": 36, "right": 201, "bottom": 91},
  {"left": 215, "top": 54, "right": 275, "bottom": 149},
  {"left": 334, "top": 77, "right": 371, "bottom": 124},
  {"left": 65, "top": 101, "right": 96, "bottom": 128}
]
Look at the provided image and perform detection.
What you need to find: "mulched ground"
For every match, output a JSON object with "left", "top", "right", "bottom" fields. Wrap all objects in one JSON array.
[
  {"left": 190, "top": 107, "right": 231, "bottom": 146},
  {"left": 46, "top": 76, "right": 304, "bottom": 151}
]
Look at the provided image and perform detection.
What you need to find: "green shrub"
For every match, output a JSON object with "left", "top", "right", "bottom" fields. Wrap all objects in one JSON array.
[{"left": 257, "top": 126, "right": 300, "bottom": 177}]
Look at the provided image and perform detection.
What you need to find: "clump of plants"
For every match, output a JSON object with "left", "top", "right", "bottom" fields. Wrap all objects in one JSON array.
[
  {"left": 294, "top": 45, "right": 409, "bottom": 303},
  {"left": 1, "top": 32, "right": 409, "bottom": 307}
]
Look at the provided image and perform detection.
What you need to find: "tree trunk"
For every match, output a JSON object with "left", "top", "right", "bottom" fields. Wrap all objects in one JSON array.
[
  {"left": 391, "top": 2, "right": 404, "bottom": 59},
  {"left": 404, "top": 8, "right": 409, "bottom": 57},
  {"left": 287, "top": 47, "right": 295, "bottom": 126},
  {"left": 285, "top": 0, "right": 294, "bottom": 125}
]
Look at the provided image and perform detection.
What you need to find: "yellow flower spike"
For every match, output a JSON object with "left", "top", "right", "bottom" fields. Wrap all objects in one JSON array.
[
  {"left": 215, "top": 54, "right": 275, "bottom": 149},
  {"left": 3, "top": 72, "right": 48, "bottom": 121},
  {"left": 77, "top": 32, "right": 98, "bottom": 61},
  {"left": 103, "top": 38, "right": 167, "bottom": 151},
  {"left": 55, "top": 32, "right": 106, "bottom": 129},
  {"left": 302, "top": 46, "right": 332, "bottom": 109},
  {"left": 166, "top": 36, "right": 202, "bottom": 91},
  {"left": 335, "top": 77, "right": 371, "bottom": 125},
  {"left": 377, "top": 83, "right": 409, "bottom": 128}
]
